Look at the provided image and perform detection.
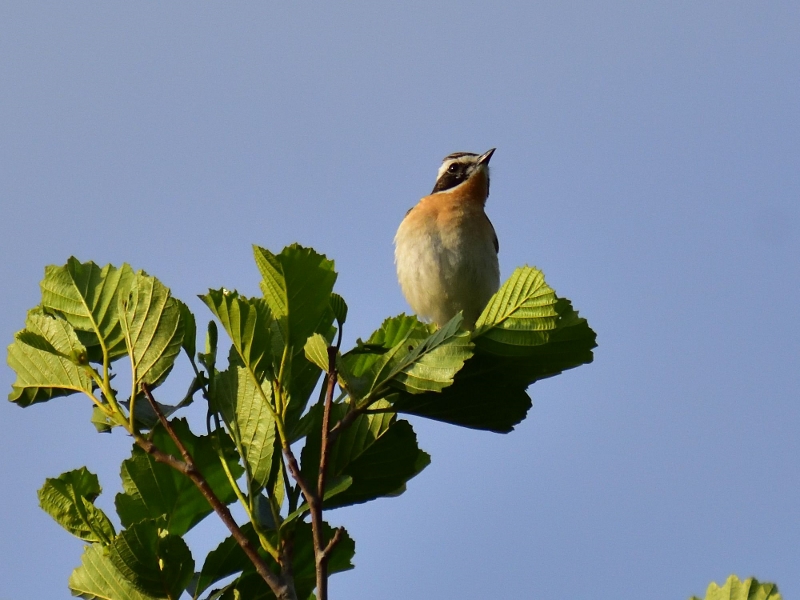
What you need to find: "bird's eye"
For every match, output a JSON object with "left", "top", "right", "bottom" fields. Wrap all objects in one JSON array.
[{"left": 447, "top": 164, "right": 459, "bottom": 174}]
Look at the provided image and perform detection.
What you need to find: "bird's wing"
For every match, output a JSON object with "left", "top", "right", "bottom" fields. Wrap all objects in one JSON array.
[{"left": 485, "top": 213, "right": 499, "bottom": 253}]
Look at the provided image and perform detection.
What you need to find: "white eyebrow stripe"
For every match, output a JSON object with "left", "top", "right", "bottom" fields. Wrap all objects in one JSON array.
[{"left": 435, "top": 155, "right": 480, "bottom": 180}]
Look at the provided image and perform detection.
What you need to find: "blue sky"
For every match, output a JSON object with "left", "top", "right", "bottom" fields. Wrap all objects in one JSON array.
[{"left": 1, "top": 3, "right": 798, "bottom": 598}]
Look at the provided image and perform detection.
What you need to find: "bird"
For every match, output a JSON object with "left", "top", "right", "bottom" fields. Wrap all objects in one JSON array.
[{"left": 394, "top": 148, "right": 500, "bottom": 329}]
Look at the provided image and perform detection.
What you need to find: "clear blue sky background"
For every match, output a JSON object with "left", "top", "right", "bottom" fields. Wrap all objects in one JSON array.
[{"left": 1, "top": 3, "right": 798, "bottom": 599}]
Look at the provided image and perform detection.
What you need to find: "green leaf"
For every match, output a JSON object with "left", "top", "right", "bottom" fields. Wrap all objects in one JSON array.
[
  {"left": 326, "top": 419, "right": 429, "bottom": 508},
  {"left": 190, "top": 524, "right": 258, "bottom": 599},
  {"left": 193, "top": 520, "right": 353, "bottom": 600},
  {"left": 303, "top": 333, "right": 331, "bottom": 373},
  {"left": 7, "top": 309, "right": 94, "bottom": 406},
  {"left": 122, "top": 395, "right": 190, "bottom": 431},
  {"left": 213, "top": 366, "right": 277, "bottom": 489},
  {"left": 37, "top": 467, "right": 115, "bottom": 544},
  {"left": 176, "top": 299, "right": 197, "bottom": 363},
  {"left": 473, "top": 266, "right": 559, "bottom": 355},
  {"left": 284, "top": 521, "right": 354, "bottom": 598},
  {"left": 690, "top": 575, "right": 781, "bottom": 600},
  {"left": 253, "top": 245, "right": 338, "bottom": 431},
  {"left": 338, "top": 315, "right": 429, "bottom": 399},
  {"left": 120, "top": 273, "right": 184, "bottom": 389},
  {"left": 115, "top": 419, "right": 244, "bottom": 535},
  {"left": 339, "top": 314, "right": 472, "bottom": 400},
  {"left": 330, "top": 292, "right": 348, "bottom": 327},
  {"left": 69, "top": 544, "right": 159, "bottom": 600},
  {"left": 40, "top": 258, "right": 134, "bottom": 361},
  {"left": 198, "top": 320, "right": 218, "bottom": 375},
  {"left": 393, "top": 297, "right": 596, "bottom": 433},
  {"left": 284, "top": 344, "right": 329, "bottom": 436},
  {"left": 109, "top": 520, "right": 194, "bottom": 600},
  {"left": 282, "top": 475, "right": 354, "bottom": 528},
  {"left": 302, "top": 402, "right": 429, "bottom": 508},
  {"left": 389, "top": 314, "right": 473, "bottom": 394},
  {"left": 491, "top": 297, "right": 597, "bottom": 384},
  {"left": 253, "top": 244, "right": 337, "bottom": 351},
  {"left": 91, "top": 405, "right": 115, "bottom": 433},
  {"left": 202, "top": 584, "right": 238, "bottom": 600},
  {"left": 200, "top": 289, "right": 274, "bottom": 381},
  {"left": 391, "top": 360, "right": 533, "bottom": 433}
]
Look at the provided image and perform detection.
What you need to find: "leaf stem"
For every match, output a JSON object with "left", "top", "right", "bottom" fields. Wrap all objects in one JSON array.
[{"left": 86, "top": 368, "right": 127, "bottom": 426}]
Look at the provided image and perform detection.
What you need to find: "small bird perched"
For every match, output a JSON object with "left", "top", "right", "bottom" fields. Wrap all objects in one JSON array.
[{"left": 394, "top": 148, "right": 500, "bottom": 329}]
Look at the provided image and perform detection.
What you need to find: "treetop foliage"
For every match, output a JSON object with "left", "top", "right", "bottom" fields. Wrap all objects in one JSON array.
[{"left": 7, "top": 243, "right": 600, "bottom": 599}]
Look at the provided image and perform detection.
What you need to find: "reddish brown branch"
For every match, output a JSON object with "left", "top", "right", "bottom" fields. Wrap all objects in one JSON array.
[
  {"left": 283, "top": 337, "right": 346, "bottom": 600},
  {"left": 322, "top": 527, "right": 344, "bottom": 559},
  {"left": 139, "top": 385, "right": 295, "bottom": 600},
  {"left": 281, "top": 443, "right": 328, "bottom": 597},
  {"left": 311, "top": 346, "right": 341, "bottom": 600},
  {"left": 327, "top": 405, "right": 362, "bottom": 446}
]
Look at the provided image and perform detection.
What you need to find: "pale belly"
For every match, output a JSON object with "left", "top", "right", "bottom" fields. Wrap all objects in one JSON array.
[{"left": 395, "top": 211, "right": 500, "bottom": 328}]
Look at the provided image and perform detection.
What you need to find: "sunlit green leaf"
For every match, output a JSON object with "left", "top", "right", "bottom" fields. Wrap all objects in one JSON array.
[
  {"left": 7, "top": 309, "right": 94, "bottom": 406},
  {"left": 303, "top": 333, "right": 332, "bottom": 373},
  {"left": 213, "top": 366, "right": 276, "bottom": 489},
  {"left": 253, "top": 244, "right": 338, "bottom": 430},
  {"left": 690, "top": 575, "right": 781, "bottom": 600},
  {"left": 38, "top": 467, "right": 115, "bottom": 544},
  {"left": 339, "top": 314, "right": 472, "bottom": 400},
  {"left": 389, "top": 314, "right": 473, "bottom": 394},
  {"left": 253, "top": 244, "right": 337, "bottom": 351},
  {"left": 40, "top": 258, "right": 134, "bottom": 361},
  {"left": 120, "top": 273, "right": 184, "bottom": 389},
  {"left": 284, "top": 344, "right": 329, "bottom": 436},
  {"left": 473, "top": 266, "right": 559, "bottom": 355},
  {"left": 200, "top": 289, "right": 274, "bottom": 381},
  {"left": 69, "top": 543, "right": 158, "bottom": 600}
]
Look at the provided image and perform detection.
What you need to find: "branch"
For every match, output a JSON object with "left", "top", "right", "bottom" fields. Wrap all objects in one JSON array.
[
  {"left": 312, "top": 345, "right": 340, "bottom": 600},
  {"left": 321, "top": 527, "right": 344, "bottom": 559},
  {"left": 282, "top": 442, "right": 330, "bottom": 597},
  {"left": 282, "top": 329, "right": 345, "bottom": 600},
  {"left": 139, "top": 385, "right": 295, "bottom": 600}
]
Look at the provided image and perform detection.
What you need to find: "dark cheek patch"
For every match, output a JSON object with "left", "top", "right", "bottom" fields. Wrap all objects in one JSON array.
[{"left": 432, "top": 173, "right": 465, "bottom": 193}]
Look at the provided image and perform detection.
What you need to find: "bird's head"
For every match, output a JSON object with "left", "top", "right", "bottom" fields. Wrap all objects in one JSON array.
[{"left": 431, "top": 148, "right": 495, "bottom": 195}]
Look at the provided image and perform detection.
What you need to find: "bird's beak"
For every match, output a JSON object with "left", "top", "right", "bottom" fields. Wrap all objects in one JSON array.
[{"left": 478, "top": 148, "right": 496, "bottom": 165}]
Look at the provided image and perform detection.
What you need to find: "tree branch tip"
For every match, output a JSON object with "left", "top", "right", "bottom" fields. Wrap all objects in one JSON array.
[{"left": 322, "top": 527, "right": 344, "bottom": 558}]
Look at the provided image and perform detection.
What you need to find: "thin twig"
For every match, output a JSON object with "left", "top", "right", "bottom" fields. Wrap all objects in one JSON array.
[
  {"left": 282, "top": 445, "right": 318, "bottom": 514},
  {"left": 327, "top": 404, "right": 365, "bottom": 446},
  {"left": 321, "top": 527, "right": 344, "bottom": 558},
  {"left": 140, "top": 384, "right": 294, "bottom": 600},
  {"left": 282, "top": 439, "right": 330, "bottom": 598},
  {"left": 311, "top": 345, "right": 340, "bottom": 600},
  {"left": 311, "top": 322, "right": 347, "bottom": 600}
]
